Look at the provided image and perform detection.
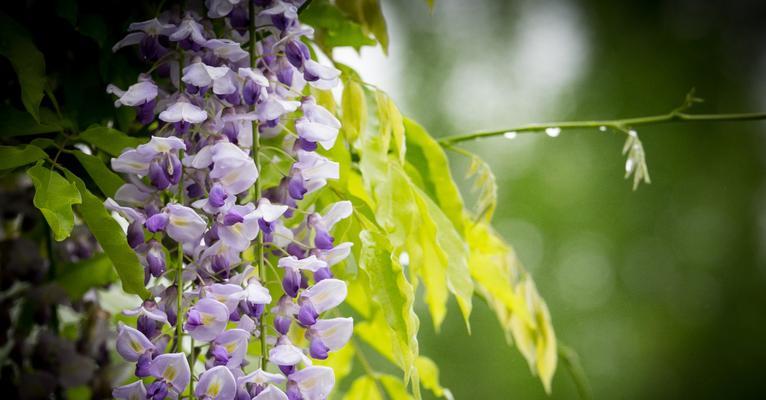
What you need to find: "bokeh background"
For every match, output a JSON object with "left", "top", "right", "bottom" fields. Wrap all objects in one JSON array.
[
  {"left": 332, "top": 0, "right": 766, "bottom": 399},
  {"left": 2, "top": 0, "right": 765, "bottom": 399}
]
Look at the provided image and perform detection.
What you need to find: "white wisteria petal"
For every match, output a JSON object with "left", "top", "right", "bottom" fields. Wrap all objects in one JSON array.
[
  {"left": 310, "top": 318, "right": 353, "bottom": 350},
  {"left": 238, "top": 67, "right": 269, "bottom": 86},
  {"left": 159, "top": 101, "right": 208, "bottom": 123},
  {"left": 290, "top": 366, "right": 335, "bottom": 400},
  {"left": 196, "top": 366, "right": 236, "bottom": 400},
  {"left": 269, "top": 341, "right": 305, "bottom": 366},
  {"left": 107, "top": 80, "right": 158, "bottom": 107},
  {"left": 165, "top": 204, "right": 207, "bottom": 244},
  {"left": 301, "top": 278, "right": 347, "bottom": 313},
  {"left": 278, "top": 255, "right": 327, "bottom": 272},
  {"left": 253, "top": 385, "right": 288, "bottom": 400},
  {"left": 112, "top": 381, "right": 147, "bottom": 400}
]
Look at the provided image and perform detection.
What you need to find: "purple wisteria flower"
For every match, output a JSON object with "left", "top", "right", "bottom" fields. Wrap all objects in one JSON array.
[{"left": 107, "top": 2, "right": 354, "bottom": 398}]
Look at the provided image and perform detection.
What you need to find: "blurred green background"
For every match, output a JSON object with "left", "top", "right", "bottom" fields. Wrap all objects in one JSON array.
[
  {"left": 335, "top": 0, "right": 766, "bottom": 399},
  {"left": 2, "top": 0, "right": 765, "bottom": 398}
]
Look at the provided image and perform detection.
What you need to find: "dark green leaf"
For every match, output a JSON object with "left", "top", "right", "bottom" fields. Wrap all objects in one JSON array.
[
  {"left": 79, "top": 14, "right": 108, "bottom": 48},
  {"left": 79, "top": 125, "right": 146, "bottom": 156},
  {"left": 0, "top": 106, "right": 62, "bottom": 137},
  {"left": 57, "top": 254, "right": 118, "bottom": 300},
  {"left": 301, "top": 0, "right": 377, "bottom": 51},
  {"left": 27, "top": 163, "right": 82, "bottom": 241},
  {"left": 336, "top": 0, "right": 389, "bottom": 53},
  {"left": 73, "top": 151, "right": 125, "bottom": 197},
  {"left": 0, "top": 12, "right": 46, "bottom": 121},
  {"left": 0, "top": 145, "right": 48, "bottom": 170},
  {"left": 62, "top": 169, "right": 149, "bottom": 298},
  {"left": 56, "top": 0, "right": 78, "bottom": 26}
]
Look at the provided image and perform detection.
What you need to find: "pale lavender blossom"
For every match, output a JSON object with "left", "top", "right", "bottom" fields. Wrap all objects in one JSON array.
[
  {"left": 185, "top": 298, "right": 230, "bottom": 341},
  {"left": 196, "top": 365, "right": 237, "bottom": 399},
  {"left": 115, "top": 323, "right": 155, "bottom": 362},
  {"left": 287, "top": 366, "right": 335, "bottom": 400},
  {"left": 148, "top": 352, "right": 191, "bottom": 395},
  {"left": 112, "top": 380, "right": 147, "bottom": 400}
]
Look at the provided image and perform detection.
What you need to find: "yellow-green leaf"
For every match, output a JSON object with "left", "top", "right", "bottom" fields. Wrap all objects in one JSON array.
[
  {"left": 358, "top": 229, "right": 419, "bottom": 380},
  {"left": 343, "top": 376, "right": 384, "bottom": 400},
  {"left": 341, "top": 79, "right": 366, "bottom": 144},
  {"left": 314, "top": 342, "right": 355, "bottom": 386},
  {"left": 381, "top": 375, "right": 415, "bottom": 400},
  {"left": 27, "top": 163, "right": 82, "bottom": 241},
  {"left": 415, "top": 356, "right": 454, "bottom": 400},
  {"left": 375, "top": 91, "right": 405, "bottom": 163},
  {"left": 0, "top": 145, "right": 47, "bottom": 170},
  {"left": 466, "top": 220, "right": 557, "bottom": 393},
  {"left": 466, "top": 152, "right": 498, "bottom": 222},
  {"left": 403, "top": 118, "right": 465, "bottom": 231}
]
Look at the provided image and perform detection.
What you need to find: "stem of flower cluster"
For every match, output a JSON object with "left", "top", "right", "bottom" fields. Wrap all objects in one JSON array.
[
  {"left": 437, "top": 110, "right": 766, "bottom": 145},
  {"left": 249, "top": 0, "right": 269, "bottom": 370}
]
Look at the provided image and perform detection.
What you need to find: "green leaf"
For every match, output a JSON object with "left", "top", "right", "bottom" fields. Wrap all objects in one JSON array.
[
  {"left": 57, "top": 254, "right": 118, "bottom": 300},
  {"left": 381, "top": 375, "right": 415, "bottom": 400},
  {"left": 27, "top": 164, "right": 82, "bottom": 241},
  {"left": 79, "top": 125, "right": 146, "bottom": 156},
  {"left": 301, "top": 0, "right": 377, "bottom": 52},
  {"left": 62, "top": 169, "right": 149, "bottom": 298},
  {"left": 375, "top": 91, "right": 405, "bottom": 163},
  {"left": 73, "top": 151, "right": 125, "bottom": 197},
  {"left": 0, "top": 12, "right": 46, "bottom": 122},
  {"left": 358, "top": 229, "right": 419, "bottom": 380},
  {"left": 343, "top": 376, "right": 384, "bottom": 400},
  {"left": 466, "top": 152, "right": 498, "bottom": 222},
  {"left": 56, "top": 0, "right": 78, "bottom": 26},
  {"left": 0, "top": 145, "right": 48, "bottom": 170},
  {"left": 64, "top": 385, "right": 92, "bottom": 400},
  {"left": 341, "top": 79, "right": 367, "bottom": 144},
  {"left": 403, "top": 118, "right": 465, "bottom": 232},
  {"left": 0, "top": 106, "right": 63, "bottom": 137},
  {"left": 79, "top": 14, "right": 108, "bottom": 48},
  {"left": 409, "top": 171, "right": 473, "bottom": 330},
  {"left": 314, "top": 342, "right": 355, "bottom": 386},
  {"left": 559, "top": 343, "right": 593, "bottom": 400},
  {"left": 415, "top": 356, "right": 454, "bottom": 400},
  {"left": 355, "top": 88, "right": 472, "bottom": 330},
  {"left": 336, "top": 0, "right": 390, "bottom": 53},
  {"left": 466, "top": 221, "right": 557, "bottom": 393}
]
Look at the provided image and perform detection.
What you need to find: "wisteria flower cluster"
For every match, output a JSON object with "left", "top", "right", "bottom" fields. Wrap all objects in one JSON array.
[{"left": 106, "top": 1, "right": 352, "bottom": 399}]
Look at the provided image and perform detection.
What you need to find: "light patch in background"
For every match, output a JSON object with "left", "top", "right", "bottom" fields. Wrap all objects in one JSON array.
[
  {"left": 497, "top": 218, "right": 545, "bottom": 271},
  {"left": 332, "top": 1, "right": 404, "bottom": 103},
  {"left": 555, "top": 233, "right": 614, "bottom": 310},
  {"left": 442, "top": 0, "right": 590, "bottom": 128}
]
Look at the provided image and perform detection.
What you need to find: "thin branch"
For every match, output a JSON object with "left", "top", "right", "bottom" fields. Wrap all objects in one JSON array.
[{"left": 438, "top": 110, "right": 766, "bottom": 145}]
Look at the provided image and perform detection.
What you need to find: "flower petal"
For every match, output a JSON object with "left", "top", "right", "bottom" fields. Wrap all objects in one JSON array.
[
  {"left": 290, "top": 366, "right": 335, "bottom": 400},
  {"left": 196, "top": 365, "right": 236, "bottom": 400},
  {"left": 301, "top": 278, "right": 347, "bottom": 314},
  {"left": 149, "top": 353, "right": 191, "bottom": 393}
]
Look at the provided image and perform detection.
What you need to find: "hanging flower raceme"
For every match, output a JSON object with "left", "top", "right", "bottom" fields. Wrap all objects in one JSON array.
[{"left": 106, "top": 1, "right": 352, "bottom": 399}]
